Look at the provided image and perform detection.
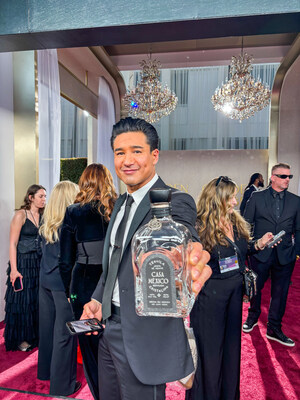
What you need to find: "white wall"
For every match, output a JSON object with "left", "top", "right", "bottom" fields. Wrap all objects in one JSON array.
[
  {"left": 157, "top": 149, "right": 269, "bottom": 205},
  {"left": 278, "top": 55, "right": 300, "bottom": 195},
  {"left": 0, "top": 53, "right": 15, "bottom": 321}
]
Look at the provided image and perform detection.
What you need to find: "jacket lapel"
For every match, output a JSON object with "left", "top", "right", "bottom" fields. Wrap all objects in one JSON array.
[
  {"left": 102, "top": 193, "right": 126, "bottom": 277},
  {"left": 264, "top": 189, "right": 276, "bottom": 223},
  {"left": 277, "top": 191, "right": 291, "bottom": 223}
]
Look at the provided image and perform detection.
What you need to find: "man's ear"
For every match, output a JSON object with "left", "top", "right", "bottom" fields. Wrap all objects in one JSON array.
[{"left": 152, "top": 149, "right": 159, "bottom": 165}]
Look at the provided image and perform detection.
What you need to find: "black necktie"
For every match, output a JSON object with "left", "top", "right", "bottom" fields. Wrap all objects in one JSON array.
[
  {"left": 275, "top": 193, "right": 281, "bottom": 220},
  {"left": 102, "top": 195, "right": 134, "bottom": 321}
]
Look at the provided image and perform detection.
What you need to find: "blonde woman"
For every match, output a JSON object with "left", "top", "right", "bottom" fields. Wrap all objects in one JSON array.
[
  {"left": 5, "top": 184, "right": 46, "bottom": 352},
  {"left": 59, "top": 163, "right": 117, "bottom": 400},
  {"left": 186, "top": 177, "right": 273, "bottom": 400},
  {"left": 37, "top": 181, "right": 81, "bottom": 396}
]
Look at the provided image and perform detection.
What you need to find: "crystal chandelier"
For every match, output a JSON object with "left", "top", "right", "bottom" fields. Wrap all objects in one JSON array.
[
  {"left": 211, "top": 52, "right": 271, "bottom": 122},
  {"left": 122, "top": 58, "right": 178, "bottom": 123}
]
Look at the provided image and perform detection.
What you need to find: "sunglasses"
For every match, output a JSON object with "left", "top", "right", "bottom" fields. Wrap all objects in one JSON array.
[
  {"left": 274, "top": 174, "right": 293, "bottom": 179},
  {"left": 215, "top": 176, "right": 232, "bottom": 187}
]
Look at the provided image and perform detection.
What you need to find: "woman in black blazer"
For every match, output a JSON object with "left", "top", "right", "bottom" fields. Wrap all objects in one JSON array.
[
  {"left": 187, "top": 176, "right": 272, "bottom": 400},
  {"left": 59, "top": 163, "right": 117, "bottom": 400},
  {"left": 38, "top": 181, "right": 80, "bottom": 396}
]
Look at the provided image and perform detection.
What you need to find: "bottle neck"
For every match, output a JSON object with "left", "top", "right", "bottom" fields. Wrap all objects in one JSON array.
[{"left": 151, "top": 203, "right": 171, "bottom": 218}]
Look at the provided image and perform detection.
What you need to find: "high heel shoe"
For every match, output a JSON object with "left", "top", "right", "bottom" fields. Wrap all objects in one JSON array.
[{"left": 18, "top": 341, "right": 33, "bottom": 352}]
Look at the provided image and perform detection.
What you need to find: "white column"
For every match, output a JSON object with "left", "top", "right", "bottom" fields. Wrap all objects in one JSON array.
[
  {"left": 97, "top": 76, "right": 119, "bottom": 192},
  {"left": 0, "top": 53, "right": 15, "bottom": 321},
  {"left": 38, "top": 49, "right": 61, "bottom": 195}
]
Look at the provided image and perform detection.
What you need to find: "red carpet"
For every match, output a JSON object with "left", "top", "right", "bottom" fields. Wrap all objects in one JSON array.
[
  {"left": 1, "top": 261, "right": 299, "bottom": 399},
  {"left": 240, "top": 260, "right": 300, "bottom": 400}
]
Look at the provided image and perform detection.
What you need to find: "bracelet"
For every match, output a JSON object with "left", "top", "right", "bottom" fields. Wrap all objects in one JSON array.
[{"left": 256, "top": 239, "right": 265, "bottom": 251}]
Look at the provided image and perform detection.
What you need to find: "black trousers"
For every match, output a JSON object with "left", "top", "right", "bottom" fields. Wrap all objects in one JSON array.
[
  {"left": 38, "top": 286, "right": 77, "bottom": 396},
  {"left": 187, "top": 273, "right": 243, "bottom": 400},
  {"left": 98, "top": 315, "right": 166, "bottom": 400},
  {"left": 70, "top": 263, "right": 102, "bottom": 400},
  {"left": 247, "top": 251, "right": 295, "bottom": 329}
]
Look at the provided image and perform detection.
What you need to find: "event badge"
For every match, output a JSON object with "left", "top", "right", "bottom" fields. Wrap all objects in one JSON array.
[{"left": 219, "top": 254, "right": 239, "bottom": 273}]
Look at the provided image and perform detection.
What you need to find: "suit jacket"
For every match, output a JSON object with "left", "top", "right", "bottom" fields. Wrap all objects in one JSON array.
[
  {"left": 92, "top": 177, "right": 198, "bottom": 385},
  {"left": 40, "top": 237, "right": 65, "bottom": 291},
  {"left": 240, "top": 185, "right": 257, "bottom": 216},
  {"left": 244, "top": 187, "right": 300, "bottom": 264}
]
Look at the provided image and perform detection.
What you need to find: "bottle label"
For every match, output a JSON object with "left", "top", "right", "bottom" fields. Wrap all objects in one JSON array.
[{"left": 141, "top": 253, "right": 177, "bottom": 314}]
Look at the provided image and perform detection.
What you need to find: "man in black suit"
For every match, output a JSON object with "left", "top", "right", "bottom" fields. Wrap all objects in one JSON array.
[
  {"left": 81, "top": 117, "right": 211, "bottom": 399},
  {"left": 240, "top": 172, "right": 264, "bottom": 216},
  {"left": 242, "top": 163, "right": 300, "bottom": 347}
]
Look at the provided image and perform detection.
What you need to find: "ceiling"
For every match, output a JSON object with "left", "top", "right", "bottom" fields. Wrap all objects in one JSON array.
[
  {"left": 103, "top": 33, "right": 298, "bottom": 70},
  {"left": 57, "top": 31, "right": 299, "bottom": 100}
]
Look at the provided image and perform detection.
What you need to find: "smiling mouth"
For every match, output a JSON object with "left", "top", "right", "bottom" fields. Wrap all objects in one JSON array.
[{"left": 123, "top": 169, "right": 138, "bottom": 174}]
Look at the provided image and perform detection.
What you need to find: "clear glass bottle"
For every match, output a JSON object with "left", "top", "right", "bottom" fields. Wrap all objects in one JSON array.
[{"left": 132, "top": 188, "right": 195, "bottom": 317}]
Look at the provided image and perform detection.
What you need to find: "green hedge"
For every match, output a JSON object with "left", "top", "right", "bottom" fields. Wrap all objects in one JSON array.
[{"left": 60, "top": 158, "right": 87, "bottom": 184}]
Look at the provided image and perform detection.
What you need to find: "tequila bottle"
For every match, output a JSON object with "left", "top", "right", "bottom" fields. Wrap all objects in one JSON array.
[{"left": 132, "top": 188, "right": 195, "bottom": 317}]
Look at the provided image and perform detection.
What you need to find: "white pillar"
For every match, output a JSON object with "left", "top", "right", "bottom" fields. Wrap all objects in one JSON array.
[{"left": 0, "top": 53, "right": 15, "bottom": 321}]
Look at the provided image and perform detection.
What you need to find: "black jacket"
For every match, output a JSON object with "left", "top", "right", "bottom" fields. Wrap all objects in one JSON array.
[
  {"left": 59, "top": 202, "right": 108, "bottom": 295},
  {"left": 240, "top": 185, "right": 257, "bottom": 216},
  {"left": 244, "top": 187, "right": 300, "bottom": 264},
  {"left": 40, "top": 237, "right": 64, "bottom": 291}
]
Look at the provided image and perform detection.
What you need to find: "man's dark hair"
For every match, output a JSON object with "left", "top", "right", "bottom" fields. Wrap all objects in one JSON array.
[
  {"left": 111, "top": 117, "right": 159, "bottom": 151},
  {"left": 246, "top": 173, "right": 261, "bottom": 189}
]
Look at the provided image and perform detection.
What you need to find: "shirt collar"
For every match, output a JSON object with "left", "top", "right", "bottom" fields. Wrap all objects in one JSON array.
[
  {"left": 252, "top": 184, "right": 259, "bottom": 191},
  {"left": 270, "top": 186, "right": 285, "bottom": 199},
  {"left": 127, "top": 174, "right": 159, "bottom": 206}
]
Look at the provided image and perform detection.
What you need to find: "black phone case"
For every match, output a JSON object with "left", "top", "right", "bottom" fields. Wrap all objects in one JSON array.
[{"left": 14, "top": 277, "right": 23, "bottom": 292}]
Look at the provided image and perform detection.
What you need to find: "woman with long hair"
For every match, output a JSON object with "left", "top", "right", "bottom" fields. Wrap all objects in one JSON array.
[
  {"left": 37, "top": 181, "right": 80, "bottom": 396},
  {"left": 59, "top": 163, "right": 117, "bottom": 400},
  {"left": 4, "top": 184, "right": 46, "bottom": 351},
  {"left": 186, "top": 176, "right": 272, "bottom": 400}
]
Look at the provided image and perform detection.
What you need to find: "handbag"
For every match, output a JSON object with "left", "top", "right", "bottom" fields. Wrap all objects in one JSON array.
[
  {"left": 243, "top": 267, "right": 257, "bottom": 301},
  {"left": 178, "top": 320, "right": 198, "bottom": 389},
  {"left": 225, "top": 237, "right": 257, "bottom": 302}
]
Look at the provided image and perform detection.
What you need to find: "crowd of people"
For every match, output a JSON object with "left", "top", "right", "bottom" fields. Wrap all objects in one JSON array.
[{"left": 3, "top": 117, "right": 299, "bottom": 400}]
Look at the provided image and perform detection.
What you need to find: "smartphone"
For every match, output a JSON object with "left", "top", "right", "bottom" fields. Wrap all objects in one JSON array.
[
  {"left": 66, "top": 318, "right": 104, "bottom": 335},
  {"left": 266, "top": 230, "right": 286, "bottom": 248},
  {"left": 14, "top": 276, "right": 23, "bottom": 292}
]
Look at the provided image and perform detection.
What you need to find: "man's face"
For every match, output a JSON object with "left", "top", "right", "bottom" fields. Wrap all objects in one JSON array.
[
  {"left": 113, "top": 131, "right": 159, "bottom": 193},
  {"left": 271, "top": 168, "right": 291, "bottom": 192},
  {"left": 258, "top": 175, "right": 264, "bottom": 188}
]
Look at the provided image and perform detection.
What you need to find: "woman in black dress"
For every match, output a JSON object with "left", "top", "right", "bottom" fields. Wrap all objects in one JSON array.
[
  {"left": 186, "top": 176, "right": 272, "bottom": 400},
  {"left": 59, "top": 163, "right": 117, "bottom": 400},
  {"left": 5, "top": 184, "right": 46, "bottom": 351},
  {"left": 38, "top": 181, "right": 80, "bottom": 396}
]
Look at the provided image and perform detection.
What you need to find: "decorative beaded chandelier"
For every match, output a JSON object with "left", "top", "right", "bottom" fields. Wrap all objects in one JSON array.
[
  {"left": 211, "top": 52, "right": 271, "bottom": 122},
  {"left": 122, "top": 58, "right": 178, "bottom": 123}
]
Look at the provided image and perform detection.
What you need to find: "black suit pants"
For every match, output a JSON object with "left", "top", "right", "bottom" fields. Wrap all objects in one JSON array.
[
  {"left": 187, "top": 273, "right": 243, "bottom": 400},
  {"left": 70, "top": 263, "right": 102, "bottom": 400},
  {"left": 38, "top": 286, "right": 77, "bottom": 396},
  {"left": 98, "top": 316, "right": 166, "bottom": 400},
  {"left": 248, "top": 251, "right": 295, "bottom": 328}
]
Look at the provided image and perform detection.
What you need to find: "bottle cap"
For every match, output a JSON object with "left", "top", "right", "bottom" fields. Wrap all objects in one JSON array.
[
  {"left": 149, "top": 188, "right": 172, "bottom": 204},
  {"left": 149, "top": 189, "right": 172, "bottom": 217}
]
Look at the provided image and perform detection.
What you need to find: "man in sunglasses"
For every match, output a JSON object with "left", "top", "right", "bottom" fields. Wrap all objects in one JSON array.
[{"left": 242, "top": 163, "right": 300, "bottom": 347}]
